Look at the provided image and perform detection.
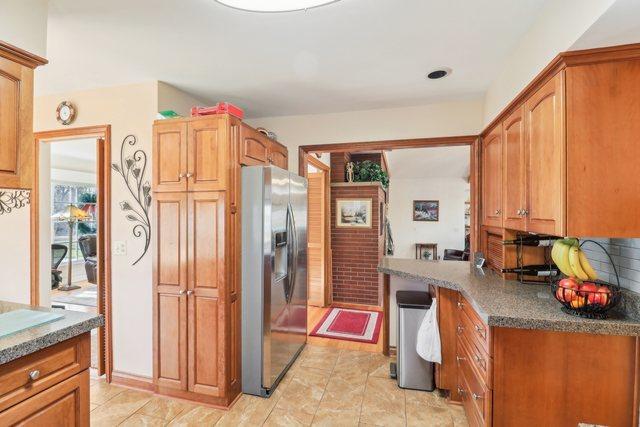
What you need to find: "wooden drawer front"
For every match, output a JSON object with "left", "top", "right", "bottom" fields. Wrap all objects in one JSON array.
[
  {"left": 240, "top": 125, "right": 269, "bottom": 166},
  {"left": 457, "top": 334, "right": 492, "bottom": 426},
  {"left": 0, "top": 334, "right": 89, "bottom": 412},
  {"left": 457, "top": 296, "right": 490, "bottom": 355},
  {"left": 0, "top": 369, "right": 89, "bottom": 427},
  {"left": 458, "top": 325, "right": 491, "bottom": 389}
]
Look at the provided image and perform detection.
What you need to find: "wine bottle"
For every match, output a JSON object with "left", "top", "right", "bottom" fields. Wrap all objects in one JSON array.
[
  {"left": 502, "top": 235, "right": 560, "bottom": 247},
  {"left": 501, "top": 265, "right": 560, "bottom": 277}
]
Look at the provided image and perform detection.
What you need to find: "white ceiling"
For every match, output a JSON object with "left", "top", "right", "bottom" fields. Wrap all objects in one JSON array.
[
  {"left": 38, "top": 0, "right": 548, "bottom": 118},
  {"left": 50, "top": 138, "right": 97, "bottom": 173},
  {"left": 385, "top": 145, "right": 469, "bottom": 180}
]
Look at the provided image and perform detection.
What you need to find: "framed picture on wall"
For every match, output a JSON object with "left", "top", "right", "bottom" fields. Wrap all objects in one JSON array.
[
  {"left": 413, "top": 200, "right": 439, "bottom": 221},
  {"left": 336, "top": 198, "right": 372, "bottom": 228}
]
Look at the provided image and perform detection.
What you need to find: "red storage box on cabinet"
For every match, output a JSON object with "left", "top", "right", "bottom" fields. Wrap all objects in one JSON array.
[{"left": 191, "top": 102, "right": 244, "bottom": 119}]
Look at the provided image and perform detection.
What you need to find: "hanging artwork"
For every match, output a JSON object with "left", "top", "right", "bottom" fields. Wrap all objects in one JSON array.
[
  {"left": 112, "top": 135, "right": 151, "bottom": 265},
  {"left": 0, "top": 190, "right": 30, "bottom": 215}
]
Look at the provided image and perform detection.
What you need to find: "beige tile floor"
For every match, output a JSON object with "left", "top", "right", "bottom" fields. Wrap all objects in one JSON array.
[{"left": 90, "top": 345, "right": 468, "bottom": 426}]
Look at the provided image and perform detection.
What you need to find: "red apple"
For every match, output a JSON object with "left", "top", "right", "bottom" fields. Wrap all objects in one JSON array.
[
  {"left": 595, "top": 286, "right": 612, "bottom": 307},
  {"left": 570, "top": 295, "right": 587, "bottom": 309},
  {"left": 556, "top": 278, "right": 580, "bottom": 303},
  {"left": 579, "top": 282, "right": 599, "bottom": 304}
]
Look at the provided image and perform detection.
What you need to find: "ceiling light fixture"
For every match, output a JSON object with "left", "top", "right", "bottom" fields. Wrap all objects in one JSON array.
[
  {"left": 426, "top": 67, "right": 452, "bottom": 80},
  {"left": 215, "top": 0, "right": 341, "bottom": 12}
]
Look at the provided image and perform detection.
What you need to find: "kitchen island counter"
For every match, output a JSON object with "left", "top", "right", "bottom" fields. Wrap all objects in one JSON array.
[{"left": 0, "top": 300, "right": 103, "bottom": 365}]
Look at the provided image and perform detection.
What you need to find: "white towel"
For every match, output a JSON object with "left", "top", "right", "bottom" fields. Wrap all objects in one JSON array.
[{"left": 416, "top": 298, "right": 441, "bottom": 364}]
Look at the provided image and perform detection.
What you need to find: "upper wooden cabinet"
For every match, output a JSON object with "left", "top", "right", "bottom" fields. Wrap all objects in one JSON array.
[
  {"left": 524, "top": 72, "right": 565, "bottom": 236},
  {"left": 239, "top": 123, "right": 289, "bottom": 169},
  {"left": 153, "top": 117, "right": 228, "bottom": 192},
  {"left": 481, "top": 125, "right": 503, "bottom": 227},
  {"left": 0, "top": 42, "right": 47, "bottom": 189},
  {"left": 483, "top": 44, "right": 640, "bottom": 238},
  {"left": 502, "top": 106, "right": 526, "bottom": 231},
  {"left": 566, "top": 59, "right": 640, "bottom": 237}
]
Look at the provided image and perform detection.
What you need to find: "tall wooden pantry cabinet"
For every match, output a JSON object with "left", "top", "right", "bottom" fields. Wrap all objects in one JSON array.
[{"left": 152, "top": 114, "right": 287, "bottom": 406}]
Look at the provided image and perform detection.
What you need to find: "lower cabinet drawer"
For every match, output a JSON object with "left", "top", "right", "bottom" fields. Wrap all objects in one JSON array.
[
  {"left": 0, "top": 334, "right": 90, "bottom": 412},
  {"left": 457, "top": 334, "right": 492, "bottom": 426},
  {"left": 0, "top": 369, "right": 90, "bottom": 427}
]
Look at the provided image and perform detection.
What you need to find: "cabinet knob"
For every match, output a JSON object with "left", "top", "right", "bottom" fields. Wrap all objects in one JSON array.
[
  {"left": 457, "top": 387, "right": 465, "bottom": 396},
  {"left": 185, "top": 172, "right": 194, "bottom": 178},
  {"left": 28, "top": 370, "right": 40, "bottom": 381},
  {"left": 472, "top": 392, "right": 481, "bottom": 400},
  {"left": 516, "top": 209, "right": 522, "bottom": 215},
  {"left": 494, "top": 209, "right": 501, "bottom": 215},
  {"left": 179, "top": 173, "right": 185, "bottom": 178},
  {"left": 456, "top": 325, "right": 464, "bottom": 334},
  {"left": 456, "top": 355, "right": 466, "bottom": 363},
  {"left": 179, "top": 290, "right": 186, "bottom": 295},
  {"left": 523, "top": 209, "right": 529, "bottom": 216},
  {"left": 456, "top": 301, "right": 464, "bottom": 309},
  {"left": 186, "top": 290, "right": 194, "bottom": 296}
]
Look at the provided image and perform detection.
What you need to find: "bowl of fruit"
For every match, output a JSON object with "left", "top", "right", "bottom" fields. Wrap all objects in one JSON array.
[{"left": 550, "top": 238, "right": 621, "bottom": 319}]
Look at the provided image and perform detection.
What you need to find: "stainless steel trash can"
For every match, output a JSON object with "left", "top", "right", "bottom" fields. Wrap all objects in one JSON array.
[{"left": 396, "top": 291, "right": 435, "bottom": 391}]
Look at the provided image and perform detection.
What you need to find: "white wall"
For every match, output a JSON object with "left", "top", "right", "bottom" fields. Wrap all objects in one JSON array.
[
  {"left": 482, "top": 0, "right": 615, "bottom": 125},
  {"left": 247, "top": 99, "right": 484, "bottom": 172},
  {"left": 157, "top": 81, "right": 209, "bottom": 117},
  {"left": 0, "top": 191, "right": 31, "bottom": 304},
  {"left": 388, "top": 178, "right": 469, "bottom": 260},
  {"left": 0, "top": 0, "right": 48, "bottom": 56}
]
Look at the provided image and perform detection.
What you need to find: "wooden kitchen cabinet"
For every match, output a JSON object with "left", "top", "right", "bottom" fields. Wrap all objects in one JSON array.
[
  {"left": 502, "top": 106, "right": 526, "bottom": 231},
  {"left": 152, "top": 114, "right": 261, "bottom": 406},
  {"left": 523, "top": 71, "right": 565, "bottom": 236},
  {"left": 239, "top": 123, "right": 289, "bottom": 169},
  {"left": 153, "top": 117, "right": 228, "bottom": 192},
  {"left": 0, "top": 334, "right": 90, "bottom": 426},
  {"left": 0, "top": 42, "right": 47, "bottom": 189},
  {"left": 481, "top": 125, "right": 503, "bottom": 228}
]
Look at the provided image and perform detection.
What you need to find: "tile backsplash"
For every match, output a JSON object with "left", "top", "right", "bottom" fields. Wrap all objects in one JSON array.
[{"left": 581, "top": 238, "right": 640, "bottom": 294}]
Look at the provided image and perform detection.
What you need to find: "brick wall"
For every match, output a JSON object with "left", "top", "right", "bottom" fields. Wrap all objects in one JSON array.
[
  {"left": 331, "top": 183, "right": 385, "bottom": 306},
  {"left": 330, "top": 152, "right": 351, "bottom": 183}
]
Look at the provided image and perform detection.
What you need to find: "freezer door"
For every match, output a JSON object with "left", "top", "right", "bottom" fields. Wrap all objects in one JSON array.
[
  {"left": 288, "top": 172, "right": 308, "bottom": 337},
  {"left": 263, "top": 166, "right": 295, "bottom": 389}
]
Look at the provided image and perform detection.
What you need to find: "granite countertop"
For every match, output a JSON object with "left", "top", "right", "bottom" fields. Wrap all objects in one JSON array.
[
  {"left": 0, "top": 300, "right": 104, "bottom": 365},
  {"left": 379, "top": 257, "right": 640, "bottom": 336}
]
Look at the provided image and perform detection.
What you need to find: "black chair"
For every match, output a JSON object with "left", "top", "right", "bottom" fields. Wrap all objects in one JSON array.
[
  {"left": 443, "top": 234, "right": 470, "bottom": 261},
  {"left": 77, "top": 234, "right": 97, "bottom": 284},
  {"left": 51, "top": 244, "right": 68, "bottom": 289}
]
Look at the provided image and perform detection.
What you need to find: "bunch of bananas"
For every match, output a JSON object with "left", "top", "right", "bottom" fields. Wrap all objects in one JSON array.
[{"left": 551, "top": 238, "right": 598, "bottom": 281}]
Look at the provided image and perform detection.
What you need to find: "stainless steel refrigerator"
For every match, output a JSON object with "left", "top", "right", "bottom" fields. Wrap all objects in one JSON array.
[{"left": 241, "top": 165, "right": 308, "bottom": 397}]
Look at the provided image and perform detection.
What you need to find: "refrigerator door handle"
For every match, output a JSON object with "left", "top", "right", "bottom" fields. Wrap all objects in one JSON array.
[
  {"left": 284, "top": 203, "right": 294, "bottom": 303},
  {"left": 288, "top": 202, "right": 298, "bottom": 304}
]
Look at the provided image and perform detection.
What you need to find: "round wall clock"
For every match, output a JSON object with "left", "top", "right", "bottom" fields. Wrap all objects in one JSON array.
[{"left": 56, "top": 101, "right": 76, "bottom": 125}]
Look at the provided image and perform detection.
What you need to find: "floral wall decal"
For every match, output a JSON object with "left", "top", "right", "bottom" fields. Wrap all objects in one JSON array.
[
  {"left": 0, "top": 190, "right": 30, "bottom": 215},
  {"left": 112, "top": 135, "right": 151, "bottom": 265}
]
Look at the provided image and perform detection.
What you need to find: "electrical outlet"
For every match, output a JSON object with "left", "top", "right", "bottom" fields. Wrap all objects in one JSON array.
[{"left": 113, "top": 241, "right": 127, "bottom": 256}]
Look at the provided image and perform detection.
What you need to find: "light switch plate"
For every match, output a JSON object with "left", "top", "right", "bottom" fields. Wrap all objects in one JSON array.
[{"left": 113, "top": 241, "right": 127, "bottom": 256}]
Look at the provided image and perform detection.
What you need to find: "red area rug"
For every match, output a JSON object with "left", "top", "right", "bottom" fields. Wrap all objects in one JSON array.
[{"left": 310, "top": 307, "right": 382, "bottom": 344}]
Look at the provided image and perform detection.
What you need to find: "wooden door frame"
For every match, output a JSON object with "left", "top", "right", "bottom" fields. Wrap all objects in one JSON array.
[
  {"left": 306, "top": 155, "right": 332, "bottom": 307},
  {"left": 32, "top": 125, "right": 113, "bottom": 381},
  {"left": 298, "top": 135, "right": 480, "bottom": 356}
]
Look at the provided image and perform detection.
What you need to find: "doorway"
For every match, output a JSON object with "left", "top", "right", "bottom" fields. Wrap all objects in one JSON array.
[
  {"left": 307, "top": 155, "right": 331, "bottom": 308},
  {"left": 33, "top": 126, "right": 112, "bottom": 379}
]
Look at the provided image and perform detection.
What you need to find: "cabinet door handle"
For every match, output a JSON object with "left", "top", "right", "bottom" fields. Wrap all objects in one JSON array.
[
  {"left": 179, "top": 173, "right": 185, "bottom": 178},
  {"left": 523, "top": 209, "right": 529, "bottom": 216},
  {"left": 456, "top": 325, "right": 464, "bottom": 334},
  {"left": 457, "top": 301, "right": 464, "bottom": 309},
  {"left": 28, "top": 370, "right": 40, "bottom": 381},
  {"left": 456, "top": 355, "right": 466, "bottom": 363},
  {"left": 474, "top": 324, "right": 486, "bottom": 338},
  {"left": 472, "top": 392, "right": 482, "bottom": 400},
  {"left": 179, "top": 290, "right": 186, "bottom": 295},
  {"left": 457, "top": 386, "right": 465, "bottom": 396},
  {"left": 185, "top": 172, "right": 194, "bottom": 178},
  {"left": 516, "top": 209, "right": 522, "bottom": 215},
  {"left": 186, "top": 290, "right": 194, "bottom": 296}
]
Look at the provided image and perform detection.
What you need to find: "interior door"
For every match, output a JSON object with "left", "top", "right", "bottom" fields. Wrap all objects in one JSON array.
[
  {"left": 482, "top": 125, "right": 503, "bottom": 227},
  {"left": 187, "top": 117, "right": 227, "bottom": 192},
  {"left": 524, "top": 72, "right": 565, "bottom": 236},
  {"left": 187, "top": 191, "right": 225, "bottom": 396},
  {"left": 502, "top": 106, "right": 526, "bottom": 231},
  {"left": 307, "top": 172, "right": 326, "bottom": 307},
  {"left": 153, "top": 192, "right": 188, "bottom": 391}
]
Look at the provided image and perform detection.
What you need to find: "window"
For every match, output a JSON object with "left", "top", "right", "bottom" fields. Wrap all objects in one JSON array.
[{"left": 52, "top": 183, "right": 97, "bottom": 262}]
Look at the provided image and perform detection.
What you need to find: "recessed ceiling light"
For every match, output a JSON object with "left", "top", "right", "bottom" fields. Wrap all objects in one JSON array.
[
  {"left": 215, "top": 0, "right": 341, "bottom": 12},
  {"left": 426, "top": 67, "right": 452, "bottom": 80}
]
